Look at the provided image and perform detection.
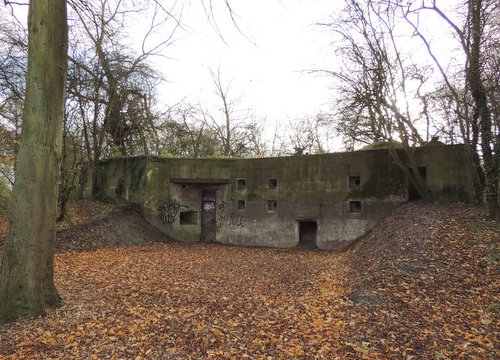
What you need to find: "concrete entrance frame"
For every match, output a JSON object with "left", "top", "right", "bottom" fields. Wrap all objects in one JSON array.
[{"left": 298, "top": 220, "right": 318, "bottom": 248}]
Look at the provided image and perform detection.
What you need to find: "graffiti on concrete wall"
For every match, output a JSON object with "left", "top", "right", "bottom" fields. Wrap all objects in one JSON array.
[
  {"left": 217, "top": 201, "right": 246, "bottom": 229},
  {"left": 156, "top": 199, "right": 188, "bottom": 224},
  {"left": 202, "top": 201, "right": 216, "bottom": 221}
]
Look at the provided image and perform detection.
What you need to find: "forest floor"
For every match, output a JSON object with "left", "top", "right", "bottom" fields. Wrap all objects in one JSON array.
[{"left": 0, "top": 201, "right": 498, "bottom": 359}]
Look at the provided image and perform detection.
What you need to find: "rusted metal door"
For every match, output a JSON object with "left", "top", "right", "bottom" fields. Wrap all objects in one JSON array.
[{"left": 201, "top": 190, "right": 216, "bottom": 242}]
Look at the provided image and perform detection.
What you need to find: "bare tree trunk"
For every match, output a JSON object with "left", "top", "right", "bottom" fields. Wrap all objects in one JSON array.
[
  {"left": 0, "top": 0, "right": 67, "bottom": 322},
  {"left": 57, "top": 119, "right": 69, "bottom": 222},
  {"left": 389, "top": 146, "right": 431, "bottom": 201},
  {"left": 470, "top": 109, "right": 486, "bottom": 204},
  {"left": 468, "top": 0, "right": 499, "bottom": 219},
  {"left": 91, "top": 154, "right": 100, "bottom": 198},
  {"left": 225, "top": 109, "right": 231, "bottom": 156}
]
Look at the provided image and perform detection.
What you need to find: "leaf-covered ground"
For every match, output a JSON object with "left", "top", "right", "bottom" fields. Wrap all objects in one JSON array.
[
  {"left": 0, "top": 202, "right": 498, "bottom": 359},
  {"left": 0, "top": 200, "right": 118, "bottom": 251}
]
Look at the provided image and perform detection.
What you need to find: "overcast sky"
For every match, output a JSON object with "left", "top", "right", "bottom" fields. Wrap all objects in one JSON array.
[
  {"left": 8, "top": 0, "right": 460, "bottom": 151},
  {"left": 7, "top": 0, "right": 342, "bottom": 149},
  {"left": 156, "top": 0, "right": 342, "bottom": 123}
]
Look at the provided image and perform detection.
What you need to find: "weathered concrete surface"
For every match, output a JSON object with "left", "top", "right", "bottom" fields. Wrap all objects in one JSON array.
[{"left": 82, "top": 145, "right": 474, "bottom": 250}]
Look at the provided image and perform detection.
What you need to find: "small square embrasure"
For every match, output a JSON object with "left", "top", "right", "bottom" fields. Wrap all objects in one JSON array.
[
  {"left": 237, "top": 200, "right": 246, "bottom": 210},
  {"left": 267, "top": 200, "right": 277, "bottom": 211},
  {"left": 349, "top": 201, "right": 362, "bottom": 213},
  {"left": 180, "top": 210, "right": 197, "bottom": 224},
  {"left": 349, "top": 176, "right": 361, "bottom": 189},
  {"left": 268, "top": 178, "right": 278, "bottom": 189},
  {"left": 236, "top": 178, "right": 246, "bottom": 190}
]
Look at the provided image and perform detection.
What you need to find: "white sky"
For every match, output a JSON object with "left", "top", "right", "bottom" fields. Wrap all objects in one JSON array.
[
  {"left": 7, "top": 0, "right": 461, "bottom": 151},
  {"left": 7, "top": 0, "right": 343, "bottom": 150},
  {"left": 156, "top": 0, "right": 342, "bottom": 122},
  {"left": 8, "top": 1, "right": 341, "bottom": 112}
]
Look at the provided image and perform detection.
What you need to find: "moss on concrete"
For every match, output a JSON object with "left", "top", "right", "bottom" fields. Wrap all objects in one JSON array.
[
  {"left": 361, "top": 141, "right": 403, "bottom": 150},
  {"left": 84, "top": 145, "right": 474, "bottom": 249}
]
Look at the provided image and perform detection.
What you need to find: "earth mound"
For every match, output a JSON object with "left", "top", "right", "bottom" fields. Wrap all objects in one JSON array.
[
  {"left": 55, "top": 208, "right": 170, "bottom": 253},
  {"left": 0, "top": 201, "right": 170, "bottom": 253}
]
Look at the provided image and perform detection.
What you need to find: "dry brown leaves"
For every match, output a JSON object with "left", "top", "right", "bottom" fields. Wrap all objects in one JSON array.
[
  {"left": 0, "top": 244, "right": 349, "bottom": 359},
  {"left": 0, "top": 200, "right": 117, "bottom": 250},
  {"left": 0, "top": 202, "right": 498, "bottom": 359},
  {"left": 338, "top": 202, "right": 499, "bottom": 359},
  {"left": 56, "top": 200, "right": 119, "bottom": 231}
]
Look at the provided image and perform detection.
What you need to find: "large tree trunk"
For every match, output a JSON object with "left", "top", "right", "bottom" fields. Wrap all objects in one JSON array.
[
  {"left": 0, "top": 0, "right": 68, "bottom": 323},
  {"left": 468, "top": 0, "right": 499, "bottom": 220},
  {"left": 91, "top": 152, "right": 101, "bottom": 199}
]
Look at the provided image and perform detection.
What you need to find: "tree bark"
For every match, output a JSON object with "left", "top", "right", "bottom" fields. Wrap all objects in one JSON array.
[
  {"left": 468, "top": 0, "right": 499, "bottom": 220},
  {"left": 388, "top": 146, "right": 431, "bottom": 201},
  {"left": 470, "top": 108, "right": 486, "bottom": 204},
  {"left": 0, "top": 0, "right": 68, "bottom": 322}
]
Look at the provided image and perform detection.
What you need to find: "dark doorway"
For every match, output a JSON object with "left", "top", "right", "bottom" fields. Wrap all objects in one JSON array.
[
  {"left": 408, "top": 167, "right": 427, "bottom": 201},
  {"left": 201, "top": 190, "right": 216, "bottom": 242},
  {"left": 298, "top": 220, "right": 317, "bottom": 248}
]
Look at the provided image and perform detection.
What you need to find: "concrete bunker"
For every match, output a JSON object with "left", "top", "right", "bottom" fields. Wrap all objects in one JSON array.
[{"left": 85, "top": 145, "right": 474, "bottom": 250}]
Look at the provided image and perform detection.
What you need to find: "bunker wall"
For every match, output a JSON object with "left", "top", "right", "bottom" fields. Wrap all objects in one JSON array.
[{"left": 84, "top": 145, "right": 474, "bottom": 250}]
